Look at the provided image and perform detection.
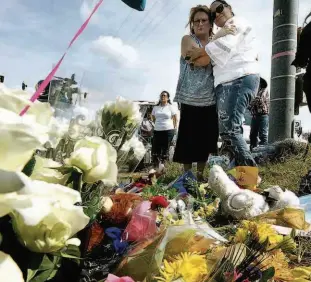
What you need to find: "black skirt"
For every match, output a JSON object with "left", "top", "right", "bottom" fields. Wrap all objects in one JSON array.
[{"left": 173, "top": 103, "right": 219, "bottom": 164}]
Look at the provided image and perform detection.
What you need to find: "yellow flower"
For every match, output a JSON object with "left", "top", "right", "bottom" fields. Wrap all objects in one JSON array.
[
  {"left": 292, "top": 266, "right": 311, "bottom": 281},
  {"left": 260, "top": 250, "right": 293, "bottom": 281},
  {"left": 234, "top": 220, "right": 284, "bottom": 248},
  {"left": 234, "top": 228, "right": 248, "bottom": 243},
  {"left": 158, "top": 252, "right": 208, "bottom": 282}
]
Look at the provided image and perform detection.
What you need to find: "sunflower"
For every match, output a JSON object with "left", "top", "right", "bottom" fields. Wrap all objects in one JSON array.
[
  {"left": 260, "top": 249, "right": 293, "bottom": 282},
  {"left": 234, "top": 221, "right": 283, "bottom": 248},
  {"left": 157, "top": 252, "right": 208, "bottom": 282}
]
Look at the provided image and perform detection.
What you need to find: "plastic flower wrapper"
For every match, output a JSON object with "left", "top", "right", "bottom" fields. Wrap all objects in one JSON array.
[
  {"left": 254, "top": 207, "right": 310, "bottom": 231},
  {"left": 122, "top": 201, "right": 157, "bottom": 242},
  {"left": 115, "top": 232, "right": 166, "bottom": 282},
  {"left": 0, "top": 251, "right": 24, "bottom": 282},
  {"left": 97, "top": 97, "right": 142, "bottom": 151},
  {"left": 0, "top": 170, "right": 89, "bottom": 253}
]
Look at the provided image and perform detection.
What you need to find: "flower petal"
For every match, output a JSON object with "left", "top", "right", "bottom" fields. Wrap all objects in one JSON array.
[{"left": 0, "top": 251, "right": 24, "bottom": 282}]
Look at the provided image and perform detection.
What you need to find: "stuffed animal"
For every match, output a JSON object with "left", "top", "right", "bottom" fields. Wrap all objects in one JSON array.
[
  {"left": 99, "top": 194, "right": 142, "bottom": 226},
  {"left": 263, "top": 186, "right": 300, "bottom": 210},
  {"left": 209, "top": 165, "right": 301, "bottom": 220},
  {"left": 209, "top": 165, "right": 269, "bottom": 219}
]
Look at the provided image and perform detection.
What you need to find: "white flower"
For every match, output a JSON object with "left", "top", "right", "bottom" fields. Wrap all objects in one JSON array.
[
  {"left": 30, "top": 156, "right": 69, "bottom": 185},
  {"left": 0, "top": 108, "right": 49, "bottom": 171},
  {"left": 0, "top": 84, "right": 53, "bottom": 127},
  {"left": 0, "top": 85, "right": 55, "bottom": 171},
  {"left": 65, "top": 136, "right": 118, "bottom": 185},
  {"left": 0, "top": 171, "right": 90, "bottom": 253},
  {"left": 120, "top": 136, "right": 146, "bottom": 160},
  {"left": 0, "top": 251, "right": 24, "bottom": 282},
  {"left": 102, "top": 97, "right": 142, "bottom": 125},
  {"left": 47, "top": 116, "right": 70, "bottom": 148}
]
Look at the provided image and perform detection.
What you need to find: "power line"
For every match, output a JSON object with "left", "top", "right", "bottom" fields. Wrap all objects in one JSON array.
[
  {"left": 136, "top": 0, "right": 180, "bottom": 46},
  {"left": 124, "top": 0, "right": 162, "bottom": 43},
  {"left": 129, "top": 1, "right": 170, "bottom": 44}
]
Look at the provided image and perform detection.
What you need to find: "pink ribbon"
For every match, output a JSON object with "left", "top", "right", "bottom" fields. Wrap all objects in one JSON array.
[
  {"left": 20, "top": 0, "right": 104, "bottom": 116},
  {"left": 272, "top": 50, "right": 296, "bottom": 60}
]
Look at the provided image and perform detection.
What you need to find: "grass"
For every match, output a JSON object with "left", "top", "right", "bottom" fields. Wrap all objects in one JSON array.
[{"left": 160, "top": 144, "right": 311, "bottom": 193}]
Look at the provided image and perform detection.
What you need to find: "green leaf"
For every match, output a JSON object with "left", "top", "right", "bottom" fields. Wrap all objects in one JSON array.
[
  {"left": 60, "top": 252, "right": 82, "bottom": 260},
  {"left": 29, "top": 256, "right": 61, "bottom": 282},
  {"left": 22, "top": 155, "right": 36, "bottom": 177},
  {"left": 27, "top": 269, "right": 38, "bottom": 282},
  {"left": 26, "top": 253, "right": 44, "bottom": 282},
  {"left": 30, "top": 269, "right": 56, "bottom": 282},
  {"left": 64, "top": 244, "right": 81, "bottom": 259},
  {"left": 52, "top": 166, "right": 74, "bottom": 175},
  {"left": 38, "top": 255, "right": 54, "bottom": 271},
  {"left": 260, "top": 267, "right": 275, "bottom": 282}
]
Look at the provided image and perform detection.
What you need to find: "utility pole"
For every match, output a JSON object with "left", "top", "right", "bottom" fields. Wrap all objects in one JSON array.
[{"left": 269, "top": 0, "right": 299, "bottom": 142}]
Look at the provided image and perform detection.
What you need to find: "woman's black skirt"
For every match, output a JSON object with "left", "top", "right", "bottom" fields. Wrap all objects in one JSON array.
[{"left": 173, "top": 103, "right": 219, "bottom": 164}]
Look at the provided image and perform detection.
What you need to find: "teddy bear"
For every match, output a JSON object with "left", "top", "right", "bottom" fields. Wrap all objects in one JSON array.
[{"left": 208, "top": 165, "right": 300, "bottom": 220}]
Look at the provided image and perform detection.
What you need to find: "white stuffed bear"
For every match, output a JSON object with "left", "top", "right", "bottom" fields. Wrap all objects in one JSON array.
[
  {"left": 208, "top": 165, "right": 270, "bottom": 219},
  {"left": 209, "top": 165, "right": 301, "bottom": 220}
]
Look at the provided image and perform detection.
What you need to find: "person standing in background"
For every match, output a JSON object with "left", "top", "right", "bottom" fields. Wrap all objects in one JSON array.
[
  {"left": 152, "top": 91, "right": 177, "bottom": 167},
  {"left": 249, "top": 77, "right": 269, "bottom": 151},
  {"left": 140, "top": 111, "right": 154, "bottom": 139},
  {"left": 292, "top": 11, "right": 311, "bottom": 113}
]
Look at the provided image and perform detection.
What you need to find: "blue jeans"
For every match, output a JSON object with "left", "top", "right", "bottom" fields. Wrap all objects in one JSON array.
[
  {"left": 250, "top": 115, "right": 269, "bottom": 149},
  {"left": 216, "top": 74, "right": 260, "bottom": 167}
]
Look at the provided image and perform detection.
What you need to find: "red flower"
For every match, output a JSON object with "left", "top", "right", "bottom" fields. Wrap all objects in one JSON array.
[{"left": 150, "top": 196, "right": 169, "bottom": 210}]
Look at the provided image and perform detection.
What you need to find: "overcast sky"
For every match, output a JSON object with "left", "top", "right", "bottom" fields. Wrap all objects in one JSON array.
[{"left": 0, "top": 0, "right": 310, "bottom": 128}]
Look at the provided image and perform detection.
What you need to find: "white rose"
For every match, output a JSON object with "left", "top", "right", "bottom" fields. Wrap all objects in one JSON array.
[
  {"left": 0, "top": 108, "right": 49, "bottom": 171},
  {"left": 0, "top": 85, "right": 53, "bottom": 127},
  {"left": 0, "top": 171, "right": 89, "bottom": 253},
  {"left": 30, "top": 156, "right": 69, "bottom": 185},
  {"left": 0, "top": 251, "right": 24, "bottom": 282},
  {"left": 120, "top": 136, "right": 146, "bottom": 160},
  {"left": 65, "top": 136, "right": 118, "bottom": 185}
]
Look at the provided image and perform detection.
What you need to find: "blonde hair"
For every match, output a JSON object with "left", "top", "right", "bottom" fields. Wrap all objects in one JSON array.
[{"left": 186, "top": 5, "right": 213, "bottom": 35}]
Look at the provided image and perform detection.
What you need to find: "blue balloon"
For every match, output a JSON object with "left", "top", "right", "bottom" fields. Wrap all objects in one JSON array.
[{"left": 121, "top": 0, "right": 146, "bottom": 11}]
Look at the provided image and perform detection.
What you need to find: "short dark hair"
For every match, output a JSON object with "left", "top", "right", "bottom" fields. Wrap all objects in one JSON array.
[{"left": 210, "top": 0, "right": 235, "bottom": 16}]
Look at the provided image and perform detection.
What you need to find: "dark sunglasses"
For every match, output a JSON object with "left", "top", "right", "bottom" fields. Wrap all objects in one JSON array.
[
  {"left": 211, "top": 4, "right": 226, "bottom": 21},
  {"left": 161, "top": 94, "right": 168, "bottom": 97}
]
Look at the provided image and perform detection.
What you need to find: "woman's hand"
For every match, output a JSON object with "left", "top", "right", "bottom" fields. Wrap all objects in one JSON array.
[{"left": 212, "top": 25, "right": 237, "bottom": 41}]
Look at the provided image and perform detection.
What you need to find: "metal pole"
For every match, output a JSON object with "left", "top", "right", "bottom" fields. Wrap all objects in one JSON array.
[{"left": 269, "top": 0, "right": 299, "bottom": 142}]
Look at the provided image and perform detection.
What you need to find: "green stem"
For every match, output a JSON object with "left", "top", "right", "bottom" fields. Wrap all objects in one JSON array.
[{"left": 72, "top": 170, "right": 83, "bottom": 192}]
